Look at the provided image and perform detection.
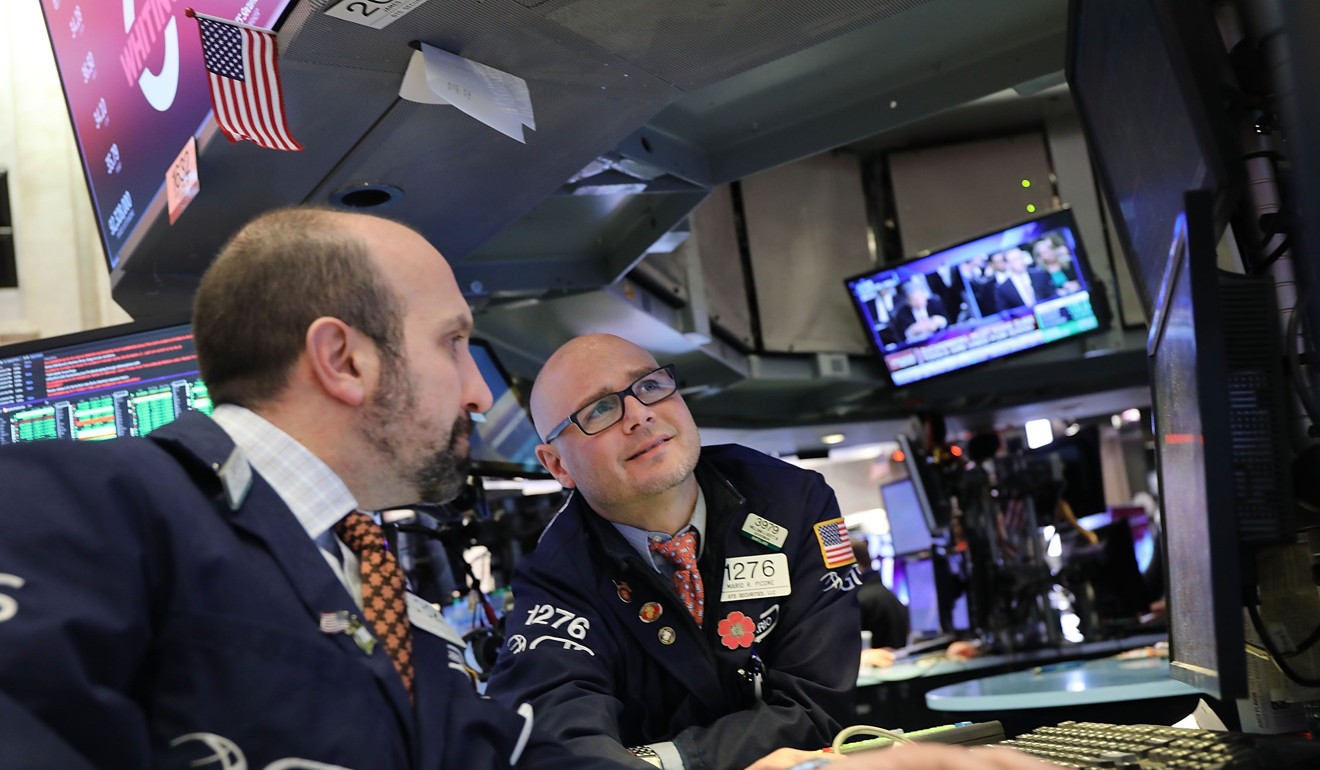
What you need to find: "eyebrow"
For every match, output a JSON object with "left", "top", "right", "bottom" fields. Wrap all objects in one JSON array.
[{"left": 572, "top": 364, "right": 662, "bottom": 411}]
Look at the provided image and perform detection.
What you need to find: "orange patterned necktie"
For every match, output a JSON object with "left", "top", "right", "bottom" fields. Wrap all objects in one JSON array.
[
  {"left": 335, "top": 511, "right": 414, "bottom": 699},
  {"left": 650, "top": 531, "right": 705, "bottom": 626}
]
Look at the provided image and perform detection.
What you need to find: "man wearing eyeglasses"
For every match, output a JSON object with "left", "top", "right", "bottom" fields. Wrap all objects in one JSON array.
[{"left": 486, "top": 334, "right": 862, "bottom": 770}]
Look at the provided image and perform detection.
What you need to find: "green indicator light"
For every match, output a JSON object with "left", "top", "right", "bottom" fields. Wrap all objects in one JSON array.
[
  {"left": 1021, "top": 179, "right": 1031, "bottom": 188},
  {"left": 1026, "top": 204, "right": 1037, "bottom": 213}
]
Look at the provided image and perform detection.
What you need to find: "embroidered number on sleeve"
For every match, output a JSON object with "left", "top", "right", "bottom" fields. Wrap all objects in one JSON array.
[{"left": 526, "top": 604, "right": 591, "bottom": 639}]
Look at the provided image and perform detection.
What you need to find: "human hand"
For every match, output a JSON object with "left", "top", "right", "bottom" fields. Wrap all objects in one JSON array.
[
  {"left": 861, "top": 648, "right": 897, "bottom": 668},
  {"left": 742, "top": 747, "right": 837, "bottom": 770},
  {"left": 796, "top": 744, "right": 1062, "bottom": 770},
  {"left": 945, "top": 641, "right": 979, "bottom": 660}
]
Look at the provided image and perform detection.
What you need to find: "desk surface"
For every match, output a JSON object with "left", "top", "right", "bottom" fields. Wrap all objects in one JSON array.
[
  {"left": 924, "top": 655, "right": 1200, "bottom": 711},
  {"left": 857, "top": 633, "right": 1166, "bottom": 687}
]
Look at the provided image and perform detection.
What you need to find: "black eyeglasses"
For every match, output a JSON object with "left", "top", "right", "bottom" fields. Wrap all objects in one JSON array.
[{"left": 542, "top": 365, "right": 678, "bottom": 443}]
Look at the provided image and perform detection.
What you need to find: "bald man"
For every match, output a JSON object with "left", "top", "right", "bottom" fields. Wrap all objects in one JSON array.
[
  {"left": 486, "top": 334, "right": 862, "bottom": 770},
  {"left": 0, "top": 209, "right": 628, "bottom": 770}
]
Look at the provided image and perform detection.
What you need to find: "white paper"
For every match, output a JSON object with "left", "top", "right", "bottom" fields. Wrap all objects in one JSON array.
[
  {"left": 418, "top": 42, "right": 535, "bottom": 143},
  {"left": 399, "top": 50, "right": 450, "bottom": 105},
  {"left": 325, "top": 0, "right": 430, "bottom": 30}
]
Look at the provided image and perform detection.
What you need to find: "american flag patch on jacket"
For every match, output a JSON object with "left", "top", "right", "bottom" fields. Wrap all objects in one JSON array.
[{"left": 813, "top": 518, "right": 856, "bottom": 569}]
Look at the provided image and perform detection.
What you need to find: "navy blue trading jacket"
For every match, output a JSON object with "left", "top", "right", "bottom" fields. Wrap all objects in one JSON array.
[
  {"left": 486, "top": 444, "right": 862, "bottom": 770},
  {"left": 0, "top": 412, "right": 627, "bottom": 770}
]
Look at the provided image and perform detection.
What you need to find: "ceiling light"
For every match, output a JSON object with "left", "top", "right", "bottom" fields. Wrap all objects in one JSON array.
[
  {"left": 820, "top": 433, "right": 846, "bottom": 445},
  {"left": 1121, "top": 408, "right": 1142, "bottom": 423},
  {"left": 1025, "top": 419, "right": 1054, "bottom": 449},
  {"left": 1064, "top": 422, "right": 1081, "bottom": 437}
]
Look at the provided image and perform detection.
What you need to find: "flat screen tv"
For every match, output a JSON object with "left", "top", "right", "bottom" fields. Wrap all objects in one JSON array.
[
  {"left": 845, "top": 207, "right": 1102, "bottom": 387},
  {"left": 39, "top": 0, "right": 295, "bottom": 271}
]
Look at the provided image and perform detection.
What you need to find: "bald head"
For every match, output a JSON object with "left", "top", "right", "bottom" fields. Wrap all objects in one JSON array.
[{"left": 531, "top": 334, "right": 660, "bottom": 439}]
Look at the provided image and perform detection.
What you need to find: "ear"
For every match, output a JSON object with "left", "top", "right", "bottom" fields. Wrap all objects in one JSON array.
[
  {"left": 535, "top": 444, "right": 576, "bottom": 489},
  {"left": 305, "top": 317, "right": 374, "bottom": 407}
]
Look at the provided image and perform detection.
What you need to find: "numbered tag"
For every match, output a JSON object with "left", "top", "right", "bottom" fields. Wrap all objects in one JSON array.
[
  {"left": 324, "top": 0, "right": 429, "bottom": 30},
  {"left": 740, "top": 513, "right": 788, "bottom": 550},
  {"left": 720, "top": 554, "right": 791, "bottom": 602}
]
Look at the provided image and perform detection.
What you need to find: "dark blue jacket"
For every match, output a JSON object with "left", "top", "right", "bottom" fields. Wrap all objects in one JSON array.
[
  {"left": 0, "top": 412, "right": 620, "bottom": 770},
  {"left": 486, "top": 445, "right": 861, "bottom": 770}
]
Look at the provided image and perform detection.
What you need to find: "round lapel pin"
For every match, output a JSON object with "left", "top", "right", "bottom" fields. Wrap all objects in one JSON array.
[
  {"left": 614, "top": 580, "right": 633, "bottom": 603},
  {"left": 639, "top": 601, "right": 662, "bottom": 623},
  {"left": 658, "top": 626, "right": 676, "bottom": 645}
]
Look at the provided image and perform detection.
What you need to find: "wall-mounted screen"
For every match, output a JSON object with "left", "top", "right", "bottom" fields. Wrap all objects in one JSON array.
[
  {"left": 39, "top": 1, "right": 294, "bottom": 271},
  {"left": 845, "top": 207, "right": 1102, "bottom": 387}
]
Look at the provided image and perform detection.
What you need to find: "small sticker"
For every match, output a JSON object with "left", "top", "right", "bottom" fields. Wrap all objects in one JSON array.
[
  {"left": 813, "top": 518, "right": 856, "bottom": 570},
  {"left": 216, "top": 447, "right": 252, "bottom": 510},
  {"left": 614, "top": 580, "right": 633, "bottom": 603},
  {"left": 717, "top": 611, "right": 755, "bottom": 650},
  {"left": 658, "top": 626, "right": 676, "bottom": 645},
  {"left": 323, "top": 0, "right": 429, "bottom": 30},
  {"left": 740, "top": 513, "right": 788, "bottom": 550},
  {"left": 720, "top": 554, "right": 791, "bottom": 602},
  {"left": 640, "top": 602, "right": 663, "bottom": 623}
]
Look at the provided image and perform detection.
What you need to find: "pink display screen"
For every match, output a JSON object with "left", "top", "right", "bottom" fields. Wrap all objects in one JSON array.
[{"left": 40, "top": 0, "right": 294, "bottom": 269}]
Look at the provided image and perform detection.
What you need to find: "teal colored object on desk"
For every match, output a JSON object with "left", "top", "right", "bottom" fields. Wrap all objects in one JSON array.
[{"left": 925, "top": 656, "right": 1200, "bottom": 711}]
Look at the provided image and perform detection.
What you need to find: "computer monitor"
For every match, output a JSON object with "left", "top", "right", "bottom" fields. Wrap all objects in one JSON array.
[
  {"left": 901, "top": 557, "right": 942, "bottom": 641},
  {"left": 895, "top": 433, "right": 951, "bottom": 534},
  {"left": 468, "top": 340, "right": 549, "bottom": 479},
  {"left": 39, "top": 1, "right": 295, "bottom": 274},
  {"left": 881, "top": 478, "right": 935, "bottom": 557},
  {"left": 0, "top": 318, "right": 207, "bottom": 444},
  {"left": 1148, "top": 192, "right": 1292, "bottom": 700},
  {"left": 0, "top": 325, "right": 548, "bottom": 482},
  {"left": 844, "top": 207, "right": 1102, "bottom": 387},
  {"left": 1067, "top": 0, "right": 1241, "bottom": 316}
]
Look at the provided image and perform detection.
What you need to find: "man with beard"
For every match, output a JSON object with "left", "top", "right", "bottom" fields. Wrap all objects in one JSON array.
[
  {"left": 0, "top": 208, "right": 631, "bottom": 770},
  {"left": 485, "top": 334, "right": 863, "bottom": 770}
]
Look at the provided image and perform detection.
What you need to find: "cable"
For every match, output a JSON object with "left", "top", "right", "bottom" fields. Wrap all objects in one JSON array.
[
  {"left": 1246, "top": 603, "right": 1320, "bottom": 688},
  {"left": 832, "top": 724, "right": 914, "bottom": 754}
]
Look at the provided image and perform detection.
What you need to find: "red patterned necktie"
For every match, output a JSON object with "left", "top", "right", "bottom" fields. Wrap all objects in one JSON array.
[
  {"left": 650, "top": 531, "right": 705, "bottom": 626},
  {"left": 335, "top": 511, "right": 414, "bottom": 699}
]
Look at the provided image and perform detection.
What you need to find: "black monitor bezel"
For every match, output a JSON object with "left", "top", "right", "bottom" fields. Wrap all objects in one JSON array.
[
  {"left": 1066, "top": 0, "right": 1244, "bottom": 319},
  {"left": 843, "top": 206, "right": 1104, "bottom": 389},
  {"left": 1146, "top": 192, "right": 1247, "bottom": 701}
]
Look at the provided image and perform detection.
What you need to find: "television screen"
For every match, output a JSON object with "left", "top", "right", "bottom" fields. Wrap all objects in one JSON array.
[
  {"left": 881, "top": 478, "right": 934, "bottom": 557},
  {"left": 468, "top": 339, "right": 549, "bottom": 479},
  {"left": 39, "top": 0, "right": 294, "bottom": 271},
  {"left": 0, "top": 319, "right": 207, "bottom": 444},
  {"left": 845, "top": 207, "right": 1101, "bottom": 387}
]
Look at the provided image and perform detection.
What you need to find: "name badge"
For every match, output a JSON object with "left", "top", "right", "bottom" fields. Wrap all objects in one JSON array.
[
  {"left": 720, "top": 554, "right": 791, "bottom": 602},
  {"left": 740, "top": 513, "right": 788, "bottom": 550},
  {"left": 406, "top": 593, "right": 464, "bottom": 647}
]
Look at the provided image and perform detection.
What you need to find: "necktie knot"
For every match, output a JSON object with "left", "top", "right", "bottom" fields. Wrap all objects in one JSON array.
[
  {"left": 335, "top": 511, "right": 414, "bottom": 699},
  {"left": 650, "top": 531, "right": 705, "bottom": 626}
]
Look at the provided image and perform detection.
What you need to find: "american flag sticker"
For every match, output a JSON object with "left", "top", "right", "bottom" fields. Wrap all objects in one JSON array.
[{"left": 813, "top": 518, "right": 856, "bottom": 570}]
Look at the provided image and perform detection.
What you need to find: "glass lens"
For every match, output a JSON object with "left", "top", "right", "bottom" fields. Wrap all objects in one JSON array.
[
  {"left": 576, "top": 394, "right": 624, "bottom": 433},
  {"left": 635, "top": 367, "right": 676, "bottom": 404}
]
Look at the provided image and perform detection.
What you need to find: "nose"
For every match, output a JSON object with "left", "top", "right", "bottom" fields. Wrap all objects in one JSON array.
[
  {"left": 463, "top": 352, "right": 494, "bottom": 414},
  {"left": 620, "top": 392, "right": 658, "bottom": 433}
]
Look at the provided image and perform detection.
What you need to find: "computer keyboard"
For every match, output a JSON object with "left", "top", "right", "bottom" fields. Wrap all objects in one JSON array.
[{"left": 997, "top": 721, "right": 1320, "bottom": 769}]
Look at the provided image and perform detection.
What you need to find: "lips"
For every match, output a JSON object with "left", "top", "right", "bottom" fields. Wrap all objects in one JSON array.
[{"left": 626, "top": 435, "right": 671, "bottom": 461}]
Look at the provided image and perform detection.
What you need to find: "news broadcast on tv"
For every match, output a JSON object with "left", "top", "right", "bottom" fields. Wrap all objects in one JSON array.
[{"left": 845, "top": 207, "right": 1100, "bottom": 387}]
